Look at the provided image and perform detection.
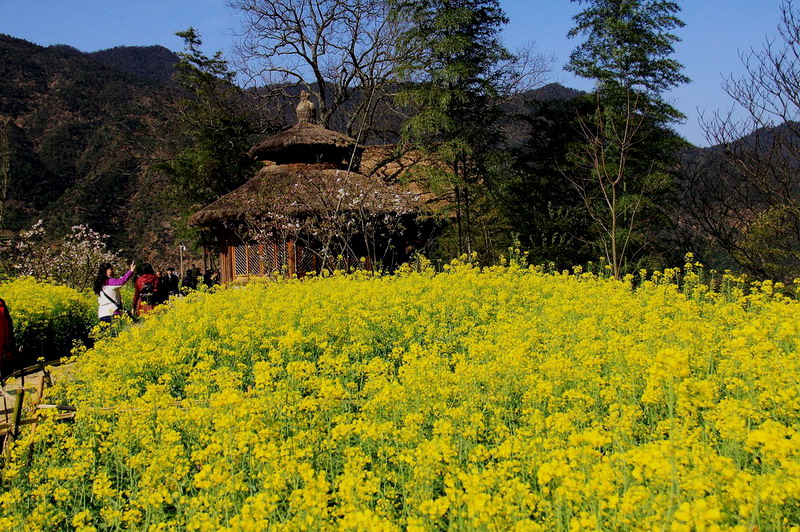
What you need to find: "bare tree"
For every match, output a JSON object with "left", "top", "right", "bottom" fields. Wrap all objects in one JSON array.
[
  {"left": 565, "top": 0, "right": 689, "bottom": 278},
  {"left": 688, "top": 0, "right": 800, "bottom": 279},
  {"left": 566, "top": 93, "right": 658, "bottom": 278},
  {"left": 228, "top": 0, "right": 408, "bottom": 138}
]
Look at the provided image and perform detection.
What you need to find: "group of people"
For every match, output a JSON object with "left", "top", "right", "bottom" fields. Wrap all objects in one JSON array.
[
  {"left": 179, "top": 265, "right": 219, "bottom": 292},
  {"left": 93, "top": 262, "right": 220, "bottom": 322}
]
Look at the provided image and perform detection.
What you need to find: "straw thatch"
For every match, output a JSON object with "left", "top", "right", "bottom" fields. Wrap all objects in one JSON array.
[
  {"left": 188, "top": 163, "right": 426, "bottom": 227},
  {"left": 248, "top": 122, "right": 363, "bottom": 165}
]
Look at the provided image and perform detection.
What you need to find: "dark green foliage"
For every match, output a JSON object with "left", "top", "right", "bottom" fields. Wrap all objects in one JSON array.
[
  {"left": 159, "top": 29, "right": 261, "bottom": 211},
  {"left": 154, "top": 29, "right": 265, "bottom": 256},
  {"left": 391, "top": 0, "right": 516, "bottom": 258},
  {"left": 394, "top": 0, "right": 511, "bottom": 151},
  {"left": 488, "top": 97, "right": 595, "bottom": 267}
]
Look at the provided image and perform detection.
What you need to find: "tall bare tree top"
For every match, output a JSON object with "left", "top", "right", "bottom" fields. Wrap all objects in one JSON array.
[{"left": 229, "top": 0, "right": 408, "bottom": 137}]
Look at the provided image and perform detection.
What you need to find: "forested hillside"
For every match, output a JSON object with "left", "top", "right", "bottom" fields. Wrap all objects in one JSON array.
[
  {"left": 0, "top": 34, "right": 184, "bottom": 261},
  {"left": 88, "top": 45, "right": 180, "bottom": 85}
]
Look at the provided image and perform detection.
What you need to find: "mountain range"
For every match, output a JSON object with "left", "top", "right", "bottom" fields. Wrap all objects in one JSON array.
[{"left": 1, "top": 34, "right": 193, "bottom": 264}]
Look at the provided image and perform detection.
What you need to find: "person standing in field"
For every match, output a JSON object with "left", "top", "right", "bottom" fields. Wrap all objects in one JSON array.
[
  {"left": 198, "top": 268, "right": 220, "bottom": 288},
  {"left": 0, "top": 298, "right": 17, "bottom": 380},
  {"left": 161, "top": 267, "right": 180, "bottom": 297},
  {"left": 182, "top": 265, "right": 198, "bottom": 292},
  {"left": 132, "top": 263, "right": 162, "bottom": 317},
  {"left": 94, "top": 261, "right": 135, "bottom": 323}
]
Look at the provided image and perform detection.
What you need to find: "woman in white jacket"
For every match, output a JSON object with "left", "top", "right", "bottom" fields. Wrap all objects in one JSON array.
[{"left": 93, "top": 261, "right": 135, "bottom": 322}]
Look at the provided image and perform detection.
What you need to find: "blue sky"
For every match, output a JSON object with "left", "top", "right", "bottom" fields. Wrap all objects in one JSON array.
[{"left": 0, "top": 0, "right": 786, "bottom": 146}]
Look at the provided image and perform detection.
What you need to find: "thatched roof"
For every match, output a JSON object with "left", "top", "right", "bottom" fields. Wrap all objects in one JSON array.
[
  {"left": 248, "top": 122, "right": 362, "bottom": 165},
  {"left": 188, "top": 163, "right": 427, "bottom": 227}
]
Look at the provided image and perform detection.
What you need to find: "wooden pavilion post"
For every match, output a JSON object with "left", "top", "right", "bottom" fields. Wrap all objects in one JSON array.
[{"left": 287, "top": 240, "right": 296, "bottom": 277}]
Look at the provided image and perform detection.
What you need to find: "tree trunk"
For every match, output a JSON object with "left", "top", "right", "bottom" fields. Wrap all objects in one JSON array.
[
  {"left": 464, "top": 184, "right": 472, "bottom": 256},
  {"left": 455, "top": 185, "right": 463, "bottom": 255}
]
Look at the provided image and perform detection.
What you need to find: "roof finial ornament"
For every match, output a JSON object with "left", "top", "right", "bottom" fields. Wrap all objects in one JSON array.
[{"left": 296, "top": 90, "right": 316, "bottom": 125}]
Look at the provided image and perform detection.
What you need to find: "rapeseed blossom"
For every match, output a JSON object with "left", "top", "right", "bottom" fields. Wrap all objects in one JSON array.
[
  {"left": 1, "top": 260, "right": 799, "bottom": 530},
  {"left": 0, "top": 277, "right": 95, "bottom": 358}
]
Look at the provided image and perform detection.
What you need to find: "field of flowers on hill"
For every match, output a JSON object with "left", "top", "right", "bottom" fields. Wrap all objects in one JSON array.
[{"left": 1, "top": 260, "right": 800, "bottom": 531}]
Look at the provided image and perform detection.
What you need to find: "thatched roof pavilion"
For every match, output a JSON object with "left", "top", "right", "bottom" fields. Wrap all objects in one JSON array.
[
  {"left": 248, "top": 90, "right": 363, "bottom": 165},
  {"left": 189, "top": 92, "right": 437, "bottom": 282}
]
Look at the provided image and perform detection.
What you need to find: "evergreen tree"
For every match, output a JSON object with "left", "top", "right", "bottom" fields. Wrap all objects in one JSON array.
[
  {"left": 165, "top": 28, "right": 261, "bottom": 209},
  {"left": 391, "top": 0, "right": 517, "bottom": 257},
  {"left": 489, "top": 96, "right": 596, "bottom": 268},
  {"left": 159, "top": 29, "right": 263, "bottom": 253},
  {"left": 566, "top": 0, "right": 689, "bottom": 277}
]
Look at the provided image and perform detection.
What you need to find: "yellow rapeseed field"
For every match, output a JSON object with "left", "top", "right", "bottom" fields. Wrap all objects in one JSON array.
[{"left": 1, "top": 259, "right": 799, "bottom": 531}]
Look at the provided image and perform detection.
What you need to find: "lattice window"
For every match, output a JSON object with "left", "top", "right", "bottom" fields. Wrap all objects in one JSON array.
[
  {"left": 276, "top": 241, "right": 288, "bottom": 273},
  {"left": 234, "top": 244, "right": 248, "bottom": 276},
  {"left": 262, "top": 241, "right": 276, "bottom": 274},
  {"left": 248, "top": 245, "right": 261, "bottom": 275},
  {"left": 233, "top": 240, "right": 325, "bottom": 278},
  {"left": 297, "top": 247, "right": 317, "bottom": 276}
]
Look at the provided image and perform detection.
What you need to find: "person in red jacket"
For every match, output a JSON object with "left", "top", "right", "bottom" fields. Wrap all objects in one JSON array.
[
  {"left": 0, "top": 298, "right": 17, "bottom": 380},
  {"left": 132, "top": 263, "right": 162, "bottom": 318}
]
